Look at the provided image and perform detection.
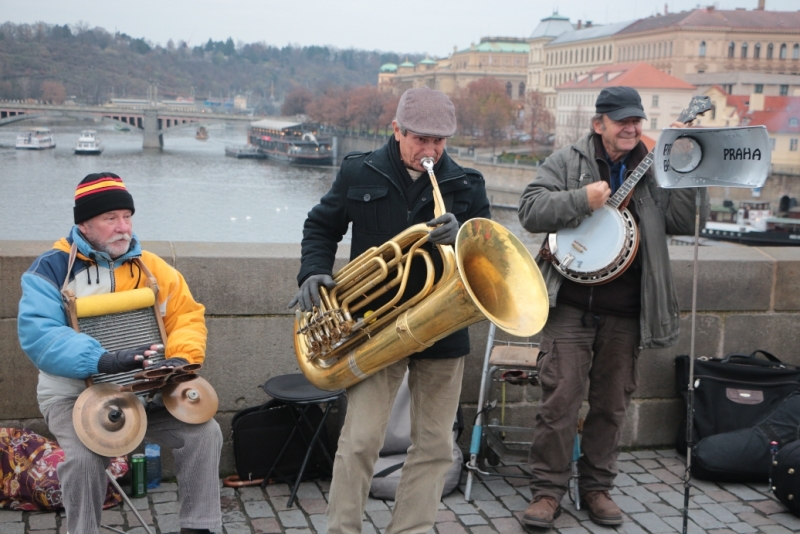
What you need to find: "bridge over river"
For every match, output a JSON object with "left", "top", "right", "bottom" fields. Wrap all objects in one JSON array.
[{"left": 0, "top": 102, "right": 259, "bottom": 148}]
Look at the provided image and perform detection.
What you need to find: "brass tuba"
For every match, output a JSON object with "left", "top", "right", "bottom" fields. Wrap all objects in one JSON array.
[{"left": 294, "top": 158, "right": 549, "bottom": 391}]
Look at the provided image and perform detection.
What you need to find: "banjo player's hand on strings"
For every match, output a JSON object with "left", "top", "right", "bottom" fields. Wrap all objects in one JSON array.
[{"left": 586, "top": 181, "right": 611, "bottom": 211}]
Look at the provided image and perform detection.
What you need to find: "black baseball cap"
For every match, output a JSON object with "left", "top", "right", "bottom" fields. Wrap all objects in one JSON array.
[{"left": 595, "top": 86, "right": 647, "bottom": 121}]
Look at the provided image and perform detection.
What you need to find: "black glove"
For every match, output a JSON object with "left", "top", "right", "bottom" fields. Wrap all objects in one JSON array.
[
  {"left": 145, "top": 357, "right": 189, "bottom": 370},
  {"left": 97, "top": 343, "right": 162, "bottom": 374},
  {"left": 427, "top": 213, "right": 459, "bottom": 245},
  {"left": 288, "top": 274, "right": 336, "bottom": 312}
]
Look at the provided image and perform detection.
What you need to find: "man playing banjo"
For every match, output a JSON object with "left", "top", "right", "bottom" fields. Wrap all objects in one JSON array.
[{"left": 517, "top": 86, "right": 708, "bottom": 528}]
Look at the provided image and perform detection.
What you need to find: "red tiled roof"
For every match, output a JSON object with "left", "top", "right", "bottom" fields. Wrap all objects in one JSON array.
[
  {"left": 718, "top": 91, "right": 800, "bottom": 133},
  {"left": 557, "top": 63, "right": 696, "bottom": 90},
  {"left": 618, "top": 8, "right": 800, "bottom": 34}
]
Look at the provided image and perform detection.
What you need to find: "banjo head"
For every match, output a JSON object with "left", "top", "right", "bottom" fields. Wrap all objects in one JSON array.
[
  {"left": 550, "top": 207, "right": 628, "bottom": 273},
  {"left": 549, "top": 206, "right": 637, "bottom": 283}
]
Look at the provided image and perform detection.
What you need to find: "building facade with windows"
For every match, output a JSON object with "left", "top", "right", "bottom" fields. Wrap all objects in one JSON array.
[
  {"left": 685, "top": 72, "right": 800, "bottom": 98},
  {"left": 553, "top": 62, "right": 695, "bottom": 149},
  {"left": 526, "top": 6, "right": 800, "bottom": 115},
  {"left": 377, "top": 37, "right": 529, "bottom": 100}
]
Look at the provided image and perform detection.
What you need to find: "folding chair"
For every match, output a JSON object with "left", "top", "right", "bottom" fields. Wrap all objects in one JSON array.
[{"left": 464, "top": 323, "right": 583, "bottom": 509}]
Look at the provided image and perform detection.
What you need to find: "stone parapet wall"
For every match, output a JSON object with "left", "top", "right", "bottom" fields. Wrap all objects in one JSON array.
[{"left": 1, "top": 240, "right": 798, "bottom": 476}]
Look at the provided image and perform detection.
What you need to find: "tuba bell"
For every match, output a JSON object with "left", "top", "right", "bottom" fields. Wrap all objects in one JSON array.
[{"left": 294, "top": 158, "right": 549, "bottom": 391}]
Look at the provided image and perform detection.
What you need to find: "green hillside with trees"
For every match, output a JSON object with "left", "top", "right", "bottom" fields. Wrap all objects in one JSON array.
[{"left": 0, "top": 21, "right": 417, "bottom": 111}]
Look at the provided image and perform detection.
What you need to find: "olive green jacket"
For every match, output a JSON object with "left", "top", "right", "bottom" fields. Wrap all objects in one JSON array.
[{"left": 518, "top": 132, "right": 709, "bottom": 349}]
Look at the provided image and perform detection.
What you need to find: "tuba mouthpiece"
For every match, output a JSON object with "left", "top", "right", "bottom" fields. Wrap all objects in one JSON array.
[{"left": 420, "top": 157, "right": 434, "bottom": 172}]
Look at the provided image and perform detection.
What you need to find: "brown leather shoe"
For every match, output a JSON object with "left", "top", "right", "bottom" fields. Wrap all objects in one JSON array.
[
  {"left": 581, "top": 490, "right": 623, "bottom": 526},
  {"left": 521, "top": 495, "right": 562, "bottom": 529}
]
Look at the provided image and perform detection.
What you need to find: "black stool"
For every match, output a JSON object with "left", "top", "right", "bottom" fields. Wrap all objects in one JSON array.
[{"left": 259, "top": 373, "right": 344, "bottom": 507}]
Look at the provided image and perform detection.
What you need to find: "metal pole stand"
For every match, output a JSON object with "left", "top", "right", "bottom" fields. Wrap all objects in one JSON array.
[
  {"left": 682, "top": 189, "right": 702, "bottom": 534},
  {"left": 104, "top": 469, "right": 155, "bottom": 534}
]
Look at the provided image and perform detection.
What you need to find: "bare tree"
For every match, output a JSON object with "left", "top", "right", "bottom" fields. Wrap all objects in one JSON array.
[
  {"left": 40, "top": 80, "right": 67, "bottom": 103},
  {"left": 349, "top": 85, "right": 393, "bottom": 134},
  {"left": 525, "top": 90, "right": 554, "bottom": 152},
  {"left": 18, "top": 76, "right": 30, "bottom": 100},
  {"left": 307, "top": 88, "right": 353, "bottom": 133},
  {"left": 467, "top": 77, "right": 516, "bottom": 155},
  {"left": 451, "top": 86, "right": 479, "bottom": 145},
  {"left": 561, "top": 105, "right": 587, "bottom": 147},
  {"left": 71, "top": 21, "right": 90, "bottom": 36},
  {"left": 282, "top": 86, "right": 313, "bottom": 115}
]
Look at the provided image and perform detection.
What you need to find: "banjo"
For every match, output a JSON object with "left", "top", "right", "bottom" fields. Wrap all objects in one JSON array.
[{"left": 547, "top": 96, "right": 712, "bottom": 285}]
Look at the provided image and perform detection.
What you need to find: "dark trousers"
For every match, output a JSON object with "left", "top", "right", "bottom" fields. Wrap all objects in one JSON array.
[{"left": 528, "top": 304, "right": 640, "bottom": 500}]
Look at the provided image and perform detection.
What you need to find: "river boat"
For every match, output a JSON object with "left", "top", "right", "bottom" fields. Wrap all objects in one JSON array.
[
  {"left": 699, "top": 202, "right": 800, "bottom": 246},
  {"left": 74, "top": 130, "right": 103, "bottom": 155},
  {"left": 16, "top": 128, "right": 56, "bottom": 150},
  {"left": 249, "top": 119, "right": 333, "bottom": 166},
  {"left": 225, "top": 145, "right": 265, "bottom": 159},
  {"left": 196, "top": 126, "right": 209, "bottom": 140}
]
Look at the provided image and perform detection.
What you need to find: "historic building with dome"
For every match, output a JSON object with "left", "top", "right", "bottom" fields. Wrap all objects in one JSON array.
[
  {"left": 527, "top": 3, "right": 800, "bottom": 114},
  {"left": 377, "top": 2, "right": 799, "bottom": 164},
  {"left": 377, "top": 37, "right": 530, "bottom": 101},
  {"left": 378, "top": 3, "right": 800, "bottom": 113}
]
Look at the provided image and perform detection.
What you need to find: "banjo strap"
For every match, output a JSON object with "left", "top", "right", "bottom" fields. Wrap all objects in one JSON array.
[{"left": 538, "top": 238, "right": 555, "bottom": 263}]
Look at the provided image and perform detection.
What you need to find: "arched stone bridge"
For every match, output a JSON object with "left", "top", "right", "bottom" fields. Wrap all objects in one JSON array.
[{"left": 0, "top": 102, "right": 259, "bottom": 148}]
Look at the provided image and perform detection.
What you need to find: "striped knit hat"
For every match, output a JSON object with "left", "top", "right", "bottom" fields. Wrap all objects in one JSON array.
[{"left": 73, "top": 172, "right": 135, "bottom": 224}]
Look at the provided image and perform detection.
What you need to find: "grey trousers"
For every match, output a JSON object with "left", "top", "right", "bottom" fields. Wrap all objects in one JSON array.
[
  {"left": 43, "top": 398, "right": 223, "bottom": 534},
  {"left": 528, "top": 304, "right": 640, "bottom": 500},
  {"left": 326, "top": 356, "right": 464, "bottom": 534}
]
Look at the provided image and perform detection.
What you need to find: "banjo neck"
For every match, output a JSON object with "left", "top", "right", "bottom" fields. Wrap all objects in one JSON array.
[
  {"left": 606, "top": 149, "right": 655, "bottom": 211},
  {"left": 604, "top": 95, "right": 711, "bottom": 211}
]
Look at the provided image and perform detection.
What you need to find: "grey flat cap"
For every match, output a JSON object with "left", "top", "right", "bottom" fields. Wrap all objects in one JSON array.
[{"left": 396, "top": 87, "right": 457, "bottom": 138}]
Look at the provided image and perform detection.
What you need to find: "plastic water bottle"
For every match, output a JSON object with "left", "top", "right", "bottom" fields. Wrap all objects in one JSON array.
[{"left": 144, "top": 442, "right": 161, "bottom": 489}]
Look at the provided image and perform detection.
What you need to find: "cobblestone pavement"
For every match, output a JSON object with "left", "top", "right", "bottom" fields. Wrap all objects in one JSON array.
[{"left": 2, "top": 449, "right": 800, "bottom": 534}]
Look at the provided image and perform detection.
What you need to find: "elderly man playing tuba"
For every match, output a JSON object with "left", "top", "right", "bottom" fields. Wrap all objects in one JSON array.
[{"left": 289, "top": 87, "right": 490, "bottom": 533}]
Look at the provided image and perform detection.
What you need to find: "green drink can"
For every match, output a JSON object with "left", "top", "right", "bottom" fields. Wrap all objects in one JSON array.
[{"left": 130, "top": 453, "right": 147, "bottom": 498}]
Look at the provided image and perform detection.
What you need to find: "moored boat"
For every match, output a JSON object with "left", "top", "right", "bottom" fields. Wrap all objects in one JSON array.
[
  {"left": 225, "top": 145, "right": 266, "bottom": 159},
  {"left": 249, "top": 119, "right": 333, "bottom": 165},
  {"left": 74, "top": 130, "right": 103, "bottom": 155},
  {"left": 16, "top": 128, "right": 56, "bottom": 150},
  {"left": 699, "top": 201, "right": 800, "bottom": 246}
]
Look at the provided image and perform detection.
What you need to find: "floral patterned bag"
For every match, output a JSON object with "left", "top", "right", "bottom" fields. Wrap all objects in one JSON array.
[{"left": 0, "top": 427, "right": 128, "bottom": 511}]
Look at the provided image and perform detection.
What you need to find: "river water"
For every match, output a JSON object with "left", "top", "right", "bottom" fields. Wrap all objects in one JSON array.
[{"left": 0, "top": 120, "right": 536, "bottom": 247}]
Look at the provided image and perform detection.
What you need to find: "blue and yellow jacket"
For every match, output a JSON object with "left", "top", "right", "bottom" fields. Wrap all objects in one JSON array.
[{"left": 18, "top": 227, "right": 206, "bottom": 408}]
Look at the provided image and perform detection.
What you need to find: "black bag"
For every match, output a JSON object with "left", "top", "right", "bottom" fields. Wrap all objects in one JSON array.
[
  {"left": 773, "top": 439, "right": 800, "bottom": 516},
  {"left": 230, "top": 399, "right": 332, "bottom": 483},
  {"left": 675, "top": 350, "right": 800, "bottom": 453},
  {"left": 691, "top": 392, "right": 800, "bottom": 482}
]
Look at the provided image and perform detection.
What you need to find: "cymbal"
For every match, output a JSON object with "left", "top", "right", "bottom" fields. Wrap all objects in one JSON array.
[
  {"left": 73, "top": 384, "right": 147, "bottom": 457},
  {"left": 161, "top": 376, "right": 218, "bottom": 424}
]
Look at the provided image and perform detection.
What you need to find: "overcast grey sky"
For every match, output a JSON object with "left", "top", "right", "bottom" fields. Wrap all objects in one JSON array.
[{"left": 2, "top": 0, "right": 797, "bottom": 57}]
